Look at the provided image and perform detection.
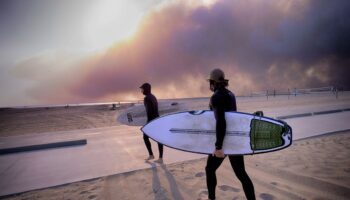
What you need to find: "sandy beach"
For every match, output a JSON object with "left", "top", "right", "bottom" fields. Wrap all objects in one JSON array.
[
  {"left": 1, "top": 131, "right": 349, "bottom": 200},
  {"left": 0, "top": 92, "right": 349, "bottom": 200}
]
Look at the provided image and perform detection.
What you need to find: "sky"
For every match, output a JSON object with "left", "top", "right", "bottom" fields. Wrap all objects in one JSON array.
[{"left": 0, "top": 0, "right": 349, "bottom": 107}]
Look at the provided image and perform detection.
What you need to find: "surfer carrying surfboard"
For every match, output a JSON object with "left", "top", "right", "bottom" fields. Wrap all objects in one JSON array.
[
  {"left": 140, "top": 83, "right": 164, "bottom": 162},
  {"left": 205, "top": 69, "right": 255, "bottom": 200}
]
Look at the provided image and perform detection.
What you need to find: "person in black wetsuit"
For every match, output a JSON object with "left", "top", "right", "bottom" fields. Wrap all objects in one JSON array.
[
  {"left": 140, "top": 83, "right": 164, "bottom": 162},
  {"left": 205, "top": 69, "right": 255, "bottom": 200}
]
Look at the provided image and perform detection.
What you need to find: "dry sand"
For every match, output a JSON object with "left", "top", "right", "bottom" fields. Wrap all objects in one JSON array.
[
  {"left": 2, "top": 131, "right": 349, "bottom": 200},
  {"left": 0, "top": 104, "right": 131, "bottom": 137},
  {"left": 1, "top": 92, "right": 350, "bottom": 199}
]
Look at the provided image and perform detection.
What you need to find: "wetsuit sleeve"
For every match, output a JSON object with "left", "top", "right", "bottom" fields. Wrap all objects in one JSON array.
[
  {"left": 211, "top": 96, "right": 226, "bottom": 150},
  {"left": 144, "top": 96, "right": 153, "bottom": 122}
]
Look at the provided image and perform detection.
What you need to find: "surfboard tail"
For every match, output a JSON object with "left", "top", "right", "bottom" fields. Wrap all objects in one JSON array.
[{"left": 250, "top": 119, "right": 292, "bottom": 153}]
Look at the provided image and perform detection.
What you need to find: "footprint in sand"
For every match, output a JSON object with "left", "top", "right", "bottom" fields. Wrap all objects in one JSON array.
[
  {"left": 199, "top": 190, "right": 208, "bottom": 196},
  {"left": 218, "top": 185, "right": 240, "bottom": 192},
  {"left": 88, "top": 194, "right": 97, "bottom": 199},
  {"left": 197, "top": 190, "right": 209, "bottom": 200},
  {"left": 195, "top": 172, "right": 205, "bottom": 177},
  {"left": 270, "top": 181, "right": 292, "bottom": 190},
  {"left": 79, "top": 190, "right": 89, "bottom": 195},
  {"left": 260, "top": 193, "right": 275, "bottom": 200},
  {"left": 270, "top": 182, "right": 278, "bottom": 186}
]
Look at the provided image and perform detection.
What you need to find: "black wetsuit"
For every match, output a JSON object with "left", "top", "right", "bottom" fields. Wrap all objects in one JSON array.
[
  {"left": 206, "top": 87, "right": 255, "bottom": 200},
  {"left": 143, "top": 90, "right": 163, "bottom": 158}
]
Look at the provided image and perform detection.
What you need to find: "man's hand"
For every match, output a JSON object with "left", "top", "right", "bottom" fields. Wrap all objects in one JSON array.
[{"left": 212, "top": 149, "right": 225, "bottom": 158}]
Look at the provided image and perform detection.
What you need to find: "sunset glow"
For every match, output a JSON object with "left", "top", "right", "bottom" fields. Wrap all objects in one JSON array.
[{"left": 81, "top": 0, "right": 144, "bottom": 51}]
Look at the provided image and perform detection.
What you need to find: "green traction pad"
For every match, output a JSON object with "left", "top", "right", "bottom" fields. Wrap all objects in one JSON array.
[{"left": 250, "top": 119, "right": 283, "bottom": 150}]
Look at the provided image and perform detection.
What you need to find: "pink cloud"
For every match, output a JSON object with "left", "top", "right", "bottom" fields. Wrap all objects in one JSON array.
[{"left": 14, "top": 0, "right": 350, "bottom": 104}]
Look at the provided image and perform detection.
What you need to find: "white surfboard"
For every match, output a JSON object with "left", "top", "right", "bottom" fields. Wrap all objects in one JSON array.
[{"left": 141, "top": 110, "right": 292, "bottom": 155}]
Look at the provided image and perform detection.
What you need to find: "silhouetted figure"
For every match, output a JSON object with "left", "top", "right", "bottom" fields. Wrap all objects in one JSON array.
[
  {"left": 140, "top": 83, "right": 163, "bottom": 162},
  {"left": 205, "top": 69, "right": 256, "bottom": 200}
]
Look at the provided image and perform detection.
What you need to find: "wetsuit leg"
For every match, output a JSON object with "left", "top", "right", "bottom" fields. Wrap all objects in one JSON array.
[
  {"left": 143, "top": 134, "right": 153, "bottom": 156},
  {"left": 158, "top": 143, "right": 163, "bottom": 158},
  {"left": 228, "top": 155, "right": 255, "bottom": 200},
  {"left": 205, "top": 155, "right": 225, "bottom": 200}
]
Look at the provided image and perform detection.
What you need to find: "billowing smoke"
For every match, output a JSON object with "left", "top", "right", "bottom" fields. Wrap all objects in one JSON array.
[{"left": 15, "top": 0, "right": 350, "bottom": 103}]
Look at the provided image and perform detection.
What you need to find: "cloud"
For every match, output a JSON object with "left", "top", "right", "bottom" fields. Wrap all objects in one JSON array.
[
  {"left": 10, "top": 51, "right": 88, "bottom": 104},
  {"left": 15, "top": 0, "right": 350, "bottom": 104}
]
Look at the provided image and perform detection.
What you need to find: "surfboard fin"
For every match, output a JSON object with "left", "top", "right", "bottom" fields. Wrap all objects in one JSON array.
[{"left": 253, "top": 111, "right": 264, "bottom": 117}]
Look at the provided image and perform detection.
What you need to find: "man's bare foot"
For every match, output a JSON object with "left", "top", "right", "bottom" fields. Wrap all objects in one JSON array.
[{"left": 145, "top": 155, "right": 154, "bottom": 160}]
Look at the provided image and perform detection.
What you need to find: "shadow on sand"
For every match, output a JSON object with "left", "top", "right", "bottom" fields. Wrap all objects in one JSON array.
[{"left": 146, "top": 161, "right": 184, "bottom": 200}]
